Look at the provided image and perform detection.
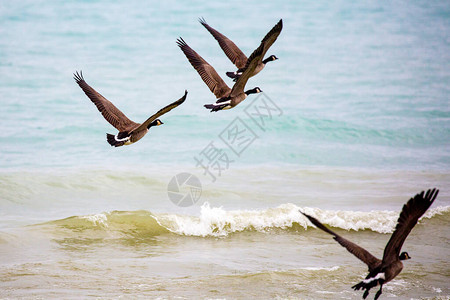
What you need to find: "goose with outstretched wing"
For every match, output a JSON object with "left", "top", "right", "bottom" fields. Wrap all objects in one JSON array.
[
  {"left": 199, "top": 18, "right": 283, "bottom": 81},
  {"left": 177, "top": 38, "right": 263, "bottom": 112},
  {"left": 74, "top": 71, "right": 187, "bottom": 147},
  {"left": 301, "top": 188, "right": 439, "bottom": 300}
]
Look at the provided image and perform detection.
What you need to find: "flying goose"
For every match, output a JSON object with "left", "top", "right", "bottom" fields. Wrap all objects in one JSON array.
[
  {"left": 199, "top": 18, "right": 283, "bottom": 81},
  {"left": 74, "top": 71, "right": 187, "bottom": 147},
  {"left": 301, "top": 188, "right": 439, "bottom": 300},
  {"left": 177, "top": 37, "right": 263, "bottom": 112}
]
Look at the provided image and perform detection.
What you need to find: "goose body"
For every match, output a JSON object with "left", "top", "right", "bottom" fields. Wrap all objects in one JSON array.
[
  {"left": 199, "top": 18, "right": 283, "bottom": 81},
  {"left": 74, "top": 71, "right": 187, "bottom": 147},
  {"left": 177, "top": 38, "right": 263, "bottom": 112},
  {"left": 301, "top": 188, "right": 439, "bottom": 300}
]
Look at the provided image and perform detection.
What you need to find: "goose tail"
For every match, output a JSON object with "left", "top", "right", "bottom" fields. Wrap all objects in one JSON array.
[
  {"left": 352, "top": 281, "right": 373, "bottom": 299},
  {"left": 226, "top": 71, "right": 239, "bottom": 78},
  {"left": 106, "top": 133, "right": 125, "bottom": 147},
  {"left": 352, "top": 273, "right": 384, "bottom": 299},
  {"left": 226, "top": 71, "right": 242, "bottom": 82},
  {"left": 204, "top": 103, "right": 229, "bottom": 112}
]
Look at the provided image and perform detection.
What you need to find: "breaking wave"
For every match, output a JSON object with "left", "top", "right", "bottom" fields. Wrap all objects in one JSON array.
[{"left": 38, "top": 202, "right": 450, "bottom": 238}]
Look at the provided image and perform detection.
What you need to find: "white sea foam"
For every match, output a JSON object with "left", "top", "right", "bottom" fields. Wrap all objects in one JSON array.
[
  {"left": 301, "top": 266, "right": 340, "bottom": 271},
  {"left": 422, "top": 205, "right": 450, "bottom": 219},
  {"left": 156, "top": 203, "right": 307, "bottom": 237},
  {"left": 81, "top": 213, "right": 109, "bottom": 228},
  {"left": 154, "top": 202, "right": 450, "bottom": 237}
]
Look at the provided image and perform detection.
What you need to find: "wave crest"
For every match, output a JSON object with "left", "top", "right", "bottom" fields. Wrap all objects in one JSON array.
[
  {"left": 155, "top": 203, "right": 449, "bottom": 237},
  {"left": 40, "top": 203, "right": 450, "bottom": 238},
  {"left": 45, "top": 210, "right": 170, "bottom": 238}
]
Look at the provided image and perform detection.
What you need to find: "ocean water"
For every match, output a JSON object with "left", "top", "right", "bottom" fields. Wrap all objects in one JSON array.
[{"left": 1, "top": 0, "right": 450, "bottom": 299}]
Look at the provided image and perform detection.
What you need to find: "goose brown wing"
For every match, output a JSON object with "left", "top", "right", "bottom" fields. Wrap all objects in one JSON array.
[
  {"left": 136, "top": 90, "right": 188, "bottom": 132},
  {"left": 177, "top": 38, "right": 231, "bottom": 99},
  {"left": 199, "top": 18, "right": 248, "bottom": 69},
  {"left": 382, "top": 188, "right": 439, "bottom": 265},
  {"left": 73, "top": 71, "right": 138, "bottom": 132},
  {"left": 230, "top": 43, "right": 265, "bottom": 97},
  {"left": 259, "top": 19, "right": 283, "bottom": 58},
  {"left": 302, "top": 212, "right": 381, "bottom": 271}
]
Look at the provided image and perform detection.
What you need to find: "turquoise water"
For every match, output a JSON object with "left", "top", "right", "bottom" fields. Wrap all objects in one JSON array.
[
  {"left": 1, "top": 1, "right": 449, "bottom": 170},
  {"left": 1, "top": 1, "right": 450, "bottom": 299}
]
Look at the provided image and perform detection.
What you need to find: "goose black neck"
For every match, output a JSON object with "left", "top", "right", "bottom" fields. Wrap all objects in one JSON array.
[
  {"left": 262, "top": 57, "right": 272, "bottom": 64},
  {"left": 147, "top": 120, "right": 159, "bottom": 129}
]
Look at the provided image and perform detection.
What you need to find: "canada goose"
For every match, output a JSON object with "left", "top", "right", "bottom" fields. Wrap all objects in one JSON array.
[
  {"left": 301, "top": 188, "right": 439, "bottom": 300},
  {"left": 177, "top": 37, "right": 263, "bottom": 112},
  {"left": 199, "top": 18, "right": 283, "bottom": 81},
  {"left": 73, "top": 71, "right": 187, "bottom": 147}
]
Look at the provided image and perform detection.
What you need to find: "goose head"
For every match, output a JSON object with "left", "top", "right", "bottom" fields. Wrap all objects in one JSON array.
[
  {"left": 148, "top": 119, "right": 164, "bottom": 129},
  {"left": 399, "top": 252, "right": 411, "bottom": 260},
  {"left": 263, "top": 55, "right": 278, "bottom": 64},
  {"left": 245, "top": 87, "right": 263, "bottom": 95}
]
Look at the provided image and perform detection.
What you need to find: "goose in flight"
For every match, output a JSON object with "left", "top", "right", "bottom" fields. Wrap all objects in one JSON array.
[
  {"left": 301, "top": 188, "right": 439, "bottom": 300},
  {"left": 177, "top": 38, "right": 263, "bottom": 112},
  {"left": 74, "top": 71, "right": 187, "bottom": 147},
  {"left": 199, "top": 18, "right": 283, "bottom": 81}
]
